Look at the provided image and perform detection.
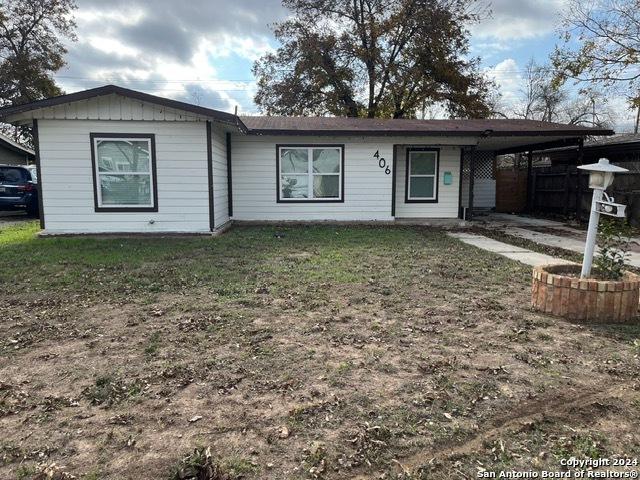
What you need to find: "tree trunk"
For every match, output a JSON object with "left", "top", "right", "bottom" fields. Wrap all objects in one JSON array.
[{"left": 345, "top": 98, "right": 360, "bottom": 117}]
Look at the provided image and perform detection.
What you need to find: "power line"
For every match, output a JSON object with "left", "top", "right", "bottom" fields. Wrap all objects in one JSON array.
[
  {"left": 55, "top": 75, "right": 257, "bottom": 83},
  {"left": 54, "top": 68, "right": 547, "bottom": 84}
]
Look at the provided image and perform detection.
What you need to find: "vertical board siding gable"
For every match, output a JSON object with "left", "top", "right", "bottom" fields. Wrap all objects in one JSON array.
[{"left": 15, "top": 95, "right": 209, "bottom": 123}]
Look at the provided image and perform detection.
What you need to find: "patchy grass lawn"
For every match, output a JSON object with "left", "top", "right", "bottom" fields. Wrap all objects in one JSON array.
[{"left": 0, "top": 222, "right": 639, "bottom": 480}]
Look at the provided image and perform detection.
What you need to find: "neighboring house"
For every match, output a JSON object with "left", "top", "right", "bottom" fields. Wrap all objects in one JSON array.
[
  {"left": 0, "top": 132, "right": 35, "bottom": 165},
  {"left": 0, "top": 85, "right": 613, "bottom": 234}
]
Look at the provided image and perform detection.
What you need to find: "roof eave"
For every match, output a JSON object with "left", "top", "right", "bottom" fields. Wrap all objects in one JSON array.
[
  {"left": 0, "top": 85, "right": 248, "bottom": 132},
  {"left": 0, "top": 85, "right": 614, "bottom": 139},
  {"left": 246, "top": 128, "right": 615, "bottom": 137}
]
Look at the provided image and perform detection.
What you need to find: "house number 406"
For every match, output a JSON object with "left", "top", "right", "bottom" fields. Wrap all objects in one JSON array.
[{"left": 373, "top": 151, "right": 391, "bottom": 175}]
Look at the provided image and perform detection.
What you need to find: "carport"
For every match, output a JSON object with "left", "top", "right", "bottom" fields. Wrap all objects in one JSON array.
[
  {"left": 496, "top": 134, "right": 640, "bottom": 224},
  {"left": 459, "top": 124, "right": 613, "bottom": 221}
]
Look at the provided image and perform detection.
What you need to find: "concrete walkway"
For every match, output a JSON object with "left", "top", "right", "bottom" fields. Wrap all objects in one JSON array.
[
  {"left": 474, "top": 212, "right": 567, "bottom": 228},
  {"left": 502, "top": 226, "right": 640, "bottom": 268},
  {"left": 449, "top": 232, "right": 576, "bottom": 267},
  {"left": 473, "top": 213, "right": 640, "bottom": 268}
]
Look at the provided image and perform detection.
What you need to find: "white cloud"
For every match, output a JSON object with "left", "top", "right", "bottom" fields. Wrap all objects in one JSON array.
[
  {"left": 74, "top": 7, "right": 145, "bottom": 26},
  {"left": 206, "top": 36, "right": 275, "bottom": 61},
  {"left": 605, "top": 96, "right": 638, "bottom": 133},
  {"left": 87, "top": 37, "right": 139, "bottom": 58},
  {"left": 55, "top": 0, "right": 285, "bottom": 113},
  {"left": 484, "top": 58, "right": 522, "bottom": 103},
  {"left": 472, "top": 0, "right": 568, "bottom": 40}
]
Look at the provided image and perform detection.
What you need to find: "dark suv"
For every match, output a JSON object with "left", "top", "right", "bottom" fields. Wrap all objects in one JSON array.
[{"left": 0, "top": 165, "right": 39, "bottom": 216}]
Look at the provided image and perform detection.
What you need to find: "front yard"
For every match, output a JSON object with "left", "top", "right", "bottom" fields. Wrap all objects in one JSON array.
[{"left": 0, "top": 223, "right": 638, "bottom": 479}]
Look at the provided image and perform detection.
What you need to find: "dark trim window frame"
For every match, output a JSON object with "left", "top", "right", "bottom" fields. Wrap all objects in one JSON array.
[
  {"left": 90, "top": 133, "right": 159, "bottom": 213},
  {"left": 276, "top": 144, "right": 345, "bottom": 203},
  {"left": 405, "top": 147, "right": 440, "bottom": 204}
]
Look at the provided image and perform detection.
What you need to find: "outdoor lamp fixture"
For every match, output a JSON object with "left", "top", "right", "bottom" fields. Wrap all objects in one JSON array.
[{"left": 577, "top": 158, "right": 628, "bottom": 278}]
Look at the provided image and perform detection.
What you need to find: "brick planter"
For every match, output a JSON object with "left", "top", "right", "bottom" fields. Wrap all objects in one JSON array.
[{"left": 531, "top": 264, "right": 640, "bottom": 323}]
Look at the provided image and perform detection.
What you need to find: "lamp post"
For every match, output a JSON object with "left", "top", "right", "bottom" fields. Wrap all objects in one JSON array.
[{"left": 577, "top": 158, "right": 628, "bottom": 278}]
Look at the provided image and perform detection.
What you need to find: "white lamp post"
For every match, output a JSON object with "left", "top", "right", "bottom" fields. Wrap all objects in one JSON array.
[{"left": 577, "top": 158, "right": 628, "bottom": 278}]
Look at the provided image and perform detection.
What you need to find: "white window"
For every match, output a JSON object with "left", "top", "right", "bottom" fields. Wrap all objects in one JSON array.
[
  {"left": 278, "top": 145, "right": 343, "bottom": 202},
  {"left": 91, "top": 134, "right": 157, "bottom": 211},
  {"left": 406, "top": 148, "right": 438, "bottom": 202}
]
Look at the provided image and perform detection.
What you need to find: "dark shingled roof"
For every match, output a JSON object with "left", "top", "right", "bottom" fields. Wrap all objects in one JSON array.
[
  {"left": 240, "top": 116, "right": 614, "bottom": 137},
  {"left": 583, "top": 133, "right": 640, "bottom": 147},
  {"left": 0, "top": 84, "right": 615, "bottom": 138}
]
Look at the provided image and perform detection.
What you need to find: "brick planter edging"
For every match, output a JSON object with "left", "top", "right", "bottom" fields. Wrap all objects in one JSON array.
[{"left": 531, "top": 264, "right": 640, "bottom": 323}]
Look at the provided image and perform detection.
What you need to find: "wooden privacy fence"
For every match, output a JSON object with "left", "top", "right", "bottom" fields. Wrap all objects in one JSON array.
[
  {"left": 530, "top": 166, "right": 582, "bottom": 217},
  {"left": 496, "top": 168, "right": 527, "bottom": 213},
  {"left": 500, "top": 164, "right": 640, "bottom": 225}
]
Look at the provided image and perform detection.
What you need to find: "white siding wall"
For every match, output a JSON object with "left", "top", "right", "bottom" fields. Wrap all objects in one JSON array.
[
  {"left": 232, "top": 135, "right": 394, "bottom": 221},
  {"left": 474, "top": 179, "right": 496, "bottom": 209},
  {"left": 211, "top": 125, "right": 229, "bottom": 229},
  {"left": 231, "top": 135, "right": 474, "bottom": 222},
  {"left": 394, "top": 145, "right": 461, "bottom": 218},
  {"left": 38, "top": 119, "right": 211, "bottom": 233}
]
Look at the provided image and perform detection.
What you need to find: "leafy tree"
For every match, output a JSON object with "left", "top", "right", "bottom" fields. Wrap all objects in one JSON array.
[
  {"left": 253, "top": 0, "right": 494, "bottom": 118},
  {"left": 513, "top": 59, "right": 612, "bottom": 128},
  {"left": 552, "top": 0, "right": 640, "bottom": 132},
  {"left": 0, "top": 0, "right": 77, "bottom": 141}
]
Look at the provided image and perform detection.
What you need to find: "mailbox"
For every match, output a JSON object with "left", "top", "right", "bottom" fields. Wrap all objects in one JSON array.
[
  {"left": 577, "top": 158, "right": 629, "bottom": 278},
  {"left": 595, "top": 200, "right": 627, "bottom": 218}
]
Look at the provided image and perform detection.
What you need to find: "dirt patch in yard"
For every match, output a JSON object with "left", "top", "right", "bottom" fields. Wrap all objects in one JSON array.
[{"left": 0, "top": 223, "right": 639, "bottom": 479}]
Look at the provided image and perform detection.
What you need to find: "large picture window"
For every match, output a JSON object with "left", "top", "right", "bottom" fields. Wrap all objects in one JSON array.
[
  {"left": 277, "top": 145, "right": 344, "bottom": 202},
  {"left": 405, "top": 148, "right": 439, "bottom": 203},
  {"left": 90, "top": 133, "right": 158, "bottom": 212}
]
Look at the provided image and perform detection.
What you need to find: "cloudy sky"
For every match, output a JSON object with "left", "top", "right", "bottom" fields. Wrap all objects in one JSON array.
[{"left": 58, "top": 0, "right": 635, "bottom": 131}]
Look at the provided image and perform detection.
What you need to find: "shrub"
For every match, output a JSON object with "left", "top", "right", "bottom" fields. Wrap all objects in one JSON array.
[{"left": 594, "top": 218, "right": 632, "bottom": 280}]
